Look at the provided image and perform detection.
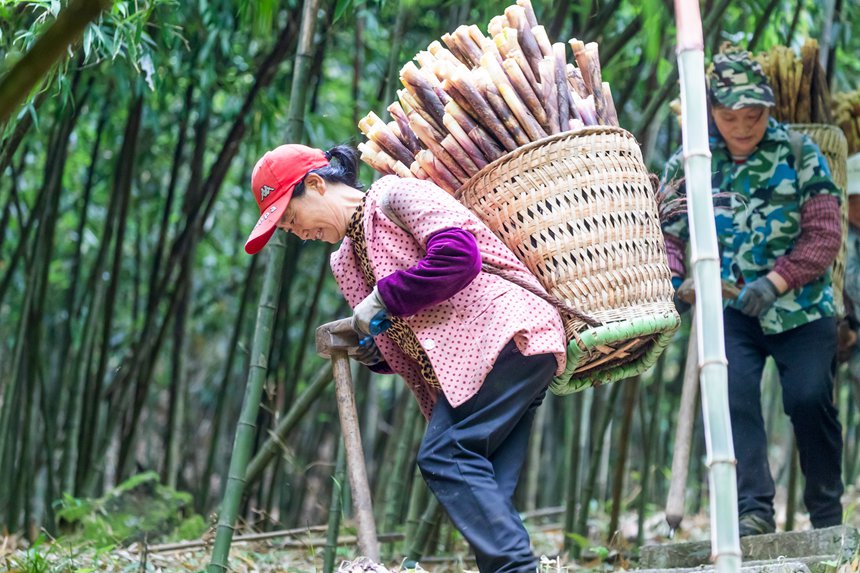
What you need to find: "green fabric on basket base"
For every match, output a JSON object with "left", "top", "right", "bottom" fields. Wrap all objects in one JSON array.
[{"left": 550, "top": 313, "right": 681, "bottom": 394}]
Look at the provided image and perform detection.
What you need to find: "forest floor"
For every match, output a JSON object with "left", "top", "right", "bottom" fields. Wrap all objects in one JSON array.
[{"left": 4, "top": 491, "right": 860, "bottom": 573}]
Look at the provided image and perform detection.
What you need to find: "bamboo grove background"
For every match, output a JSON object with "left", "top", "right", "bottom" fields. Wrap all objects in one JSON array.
[{"left": 1, "top": 0, "right": 859, "bottom": 554}]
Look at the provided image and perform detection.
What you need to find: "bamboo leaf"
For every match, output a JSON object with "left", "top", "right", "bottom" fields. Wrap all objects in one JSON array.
[
  {"left": 82, "top": 26, "right": 92, "bottom": 59},
  {"left": 333, "top": 0, "right": 353, "bottom": 23}
]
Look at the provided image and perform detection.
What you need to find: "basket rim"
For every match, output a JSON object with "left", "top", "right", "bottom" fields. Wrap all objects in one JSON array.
[
  {"left": 454, "top": 125, "right": 639, "bottom": 200},
  {"left": 785, "top": 122, "right": 843, "bottom": 131}
]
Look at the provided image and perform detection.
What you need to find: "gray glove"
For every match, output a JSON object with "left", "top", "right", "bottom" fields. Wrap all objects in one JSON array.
[
  {"left": 352, "top": 337, "right": 384, "bottom": 366},
  {"left": 737, "top": 276, "right": 779, "bottom": 317},
  {"left": 672, "top": 277, "right": 691, "bottom": 314},
  {"left": 352, "top": 287, "right": 388, "bottom": 336}
]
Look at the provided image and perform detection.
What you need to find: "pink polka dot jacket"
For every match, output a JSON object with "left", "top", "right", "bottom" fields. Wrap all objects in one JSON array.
[{"left": 330, "top": 175, "right": 567, "bottom": 419}]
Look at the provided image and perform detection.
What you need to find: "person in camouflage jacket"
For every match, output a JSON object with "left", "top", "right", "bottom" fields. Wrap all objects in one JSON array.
[{"left": 659, "top": 46, "right": 844, "bottom": 536}]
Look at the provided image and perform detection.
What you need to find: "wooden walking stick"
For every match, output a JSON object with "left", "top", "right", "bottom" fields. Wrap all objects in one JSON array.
[
  {"left": 665, "top": 313, "right": 700, "bottom": 534},
  {"left": 316, "top": 317, "right": 380, "bottom": 562}
]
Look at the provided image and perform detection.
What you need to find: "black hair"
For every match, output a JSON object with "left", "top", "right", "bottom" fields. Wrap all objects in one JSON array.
[{"left": 293, "top": 144, "right": 364, "bottom": 197}]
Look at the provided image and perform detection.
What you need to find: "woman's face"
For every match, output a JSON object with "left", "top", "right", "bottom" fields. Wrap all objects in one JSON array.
[
  {"left": 276, "top": 176, "right": 352, "bottom": 243},
  {"left": 712, "top": 105, "right": 769, "bottom": 157}
]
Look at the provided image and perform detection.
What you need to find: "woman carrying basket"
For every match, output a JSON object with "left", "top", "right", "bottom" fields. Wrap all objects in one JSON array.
[
  {"left": 243, "top": 143, "right": 567, "bottom": 572},
  {"left": 660, "top": 47, "right": 843, "bottom": 536}
]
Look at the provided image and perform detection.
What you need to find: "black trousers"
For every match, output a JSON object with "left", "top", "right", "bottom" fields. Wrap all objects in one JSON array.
[
  {"left": 724, "top": 308, "right": 843, "bottom": 527},
  {"left": 417, "top": 340, "right": 556, "bottom": 573}
]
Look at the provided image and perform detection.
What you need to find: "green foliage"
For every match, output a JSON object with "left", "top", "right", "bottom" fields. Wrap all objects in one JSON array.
[{"left": 54, "top": 472, "right": 205, "bottom": 548}]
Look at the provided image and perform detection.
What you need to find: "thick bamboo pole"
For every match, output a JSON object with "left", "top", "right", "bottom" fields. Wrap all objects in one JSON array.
[
  {"left": 206, "top": 0, "right": 320, "bottom": 569},
  {"left": 674, "top": 2, "right": 740, "bottom": 573},
  {"left": 323, "top": 442, "right": 346, "bottom": 573}
]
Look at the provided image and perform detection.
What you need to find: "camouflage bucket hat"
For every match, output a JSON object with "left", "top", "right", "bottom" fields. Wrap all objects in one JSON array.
[{"left": 709, "top": 48, "right": 775, "bottom": 110}]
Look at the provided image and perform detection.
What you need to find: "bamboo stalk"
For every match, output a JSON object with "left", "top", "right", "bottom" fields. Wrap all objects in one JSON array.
[
  {"left": 674, "top": 0, "right": 741, "bottom": 571},
  {"left": 478, "top": 36, "right": 504, "bottom": 65},
  {"left": 531, "top": 25, "right": 553, "bottom": 58},
  {"left": 575, "top": 384, "right": 622, "bottom": 556},
  {"left": 571, "top": 90, "right": 598, "bottom": 125},
  {"left": 415, "top": 149, "right": 460, "bottom": 193},
  {"left": 245, "top": 363, "right": 334, "bottom": 486},
  {"left": 488, "top": 15, "right": 507, "bottom": 37},
  {"left": 441, "top": 32, "right": 470, "bottom": 67},
  {"left": 360, "top": 117, "right": 415, "bottom": 167},
  {"left": 401, "top": 61, "right": 447, "bottom": 128},
  {"left": 602, "top": 81, "right": 619, "bottom": 126},
  {"left": 505, "top": 5, "right": 543, "bottom": 81},
  {"left": 0, "top": 0, "right": 109, "bottom": 124},
  {"left": 409, "top": 160, "right": 430, "bottom": 179},
  {"left": 440, "top": 78, "right": 480, "bottom": 120},
  {"left": 442, "top": 112, "right": 489, "bottom": 168},
  {"left": 365, "top": 140, "right": 413, "bottom": 178},
  {"left": 539, "top": 58, "right": 561, "bottom": 134},
  {"left": 501, "top": 57, "right": 547, "bottom": 126},
  {"left": 322, "top": 444, "right": 345, "bottom": 573},
  {"left": 467, "top": 25, "right": 489, "bottom": 56},
  {"left": 408, "top": 112, "right": 470, "bottom": 181},
  {"left": 566, "top": 63, "right": 590, "bottom": 99},
  {"left": 387, "top": 102, "right": 422, "bottom": 153},
  {"left": 476, "top": 68, "right": 531, "bottom": 146},
  {"left": 553, "top": 43, "right": 571, "bottom": 132},
  {"left": 569, "top": 39, "right": 592, "bottom": 93},
  {"left": 569, "top": 118, "right": 585, "bottom": 130},
  {"left": 358, "top": 141, "right": 396, "bottom": 175},
  {"left": 583, "top": 42, "right": 609, "bottom": 124},
  {"left": 444, "top": 100, "right": 505, "bottom": 161},
  {"left": 517, "top": 0, "right": 539, "bottom": 28},
  {"left": 405, "top": 497, "right": 442, "bottom": 563},
  {"left": 440, "top": 134, "right": 480, "bottom": 176},
  {"left": 481, "top": 53, "right": 547, "bottom": 141},
  {"left": 398, "top": 88, "right": 445, "bottom": 135},
  {"left": 427, "top": 40, "right": 465, "bottom": 67},
  {"left": 451, "top": 69, "right": 518, "bottom": 151},
  {"left": 608, "top": 376, "right": 640, "bottom": 540},
  {"left": 450, "top": 25, "right": 484, "bottom": 68},
  {"left": 206, "top": 7, "right": 321, "bottom": 570},
  {"left": 495, "top": 28, "right": 538, "bottom": 87},
  {"left": 381, "top": 399, "right": 420, "bottom": 559}
]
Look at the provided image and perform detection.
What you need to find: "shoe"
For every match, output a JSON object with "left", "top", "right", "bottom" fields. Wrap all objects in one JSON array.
[{"left": 738, "top": 514, "right": 775, "bottom": 537}]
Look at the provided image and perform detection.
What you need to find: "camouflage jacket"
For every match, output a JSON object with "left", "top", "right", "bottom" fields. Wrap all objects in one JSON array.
[{"left": 660, "top": 118, "right": 840, "bottom": 334}]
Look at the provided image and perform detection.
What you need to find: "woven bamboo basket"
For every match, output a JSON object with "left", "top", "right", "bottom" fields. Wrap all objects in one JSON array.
[
  {"left": 457, "top": 126, "right": 680, "bottom": 394},
  {"left": 788, "top": 123, "right": 848, "bottom": 316}
]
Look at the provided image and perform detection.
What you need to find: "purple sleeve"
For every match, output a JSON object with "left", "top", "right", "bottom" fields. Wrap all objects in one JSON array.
[
  {"left": 377, "top": 227, "right": 482, "bottom": 317},
  {"left": 664, "top": 234, "right": 687, "bottom": 279}
]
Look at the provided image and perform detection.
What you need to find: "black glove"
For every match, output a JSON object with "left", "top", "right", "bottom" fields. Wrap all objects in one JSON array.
[
  {"left": 672, "top": 277, "right": 691, "bottom": 315},
  {"left": 352, "top": 336, "right": 384, "bottom": 366},
  {"left": 737, "top": 276, "right": 779, "bottom": 317}
]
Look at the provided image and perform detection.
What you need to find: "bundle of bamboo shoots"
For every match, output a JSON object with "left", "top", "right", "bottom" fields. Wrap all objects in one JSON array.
[
  {"left": 755, "top": 39, "right": 832, "bottom": 124},
  {"left": 358, "top": 0, "right": 620, "bottom": 194},
  {"left": 833, "top": 89, "right": 860, "bottom": 155}
]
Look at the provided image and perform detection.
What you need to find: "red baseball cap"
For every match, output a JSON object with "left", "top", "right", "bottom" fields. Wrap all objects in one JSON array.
[{"left": 244, "top": 144, "right": 330, "bottom": 254}]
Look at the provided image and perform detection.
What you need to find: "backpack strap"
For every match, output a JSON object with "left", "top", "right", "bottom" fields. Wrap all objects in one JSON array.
[{"left": 787, "top": 128, "right": 805, "bottom": 172}]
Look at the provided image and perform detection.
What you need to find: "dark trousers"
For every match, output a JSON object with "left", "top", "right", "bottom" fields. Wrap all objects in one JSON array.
[
  {"left": 724, "top": 308, "right": 843, "bottom": 527},
  {"left": 417, "top": 340, "right": 556, "bottom": 573}
]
